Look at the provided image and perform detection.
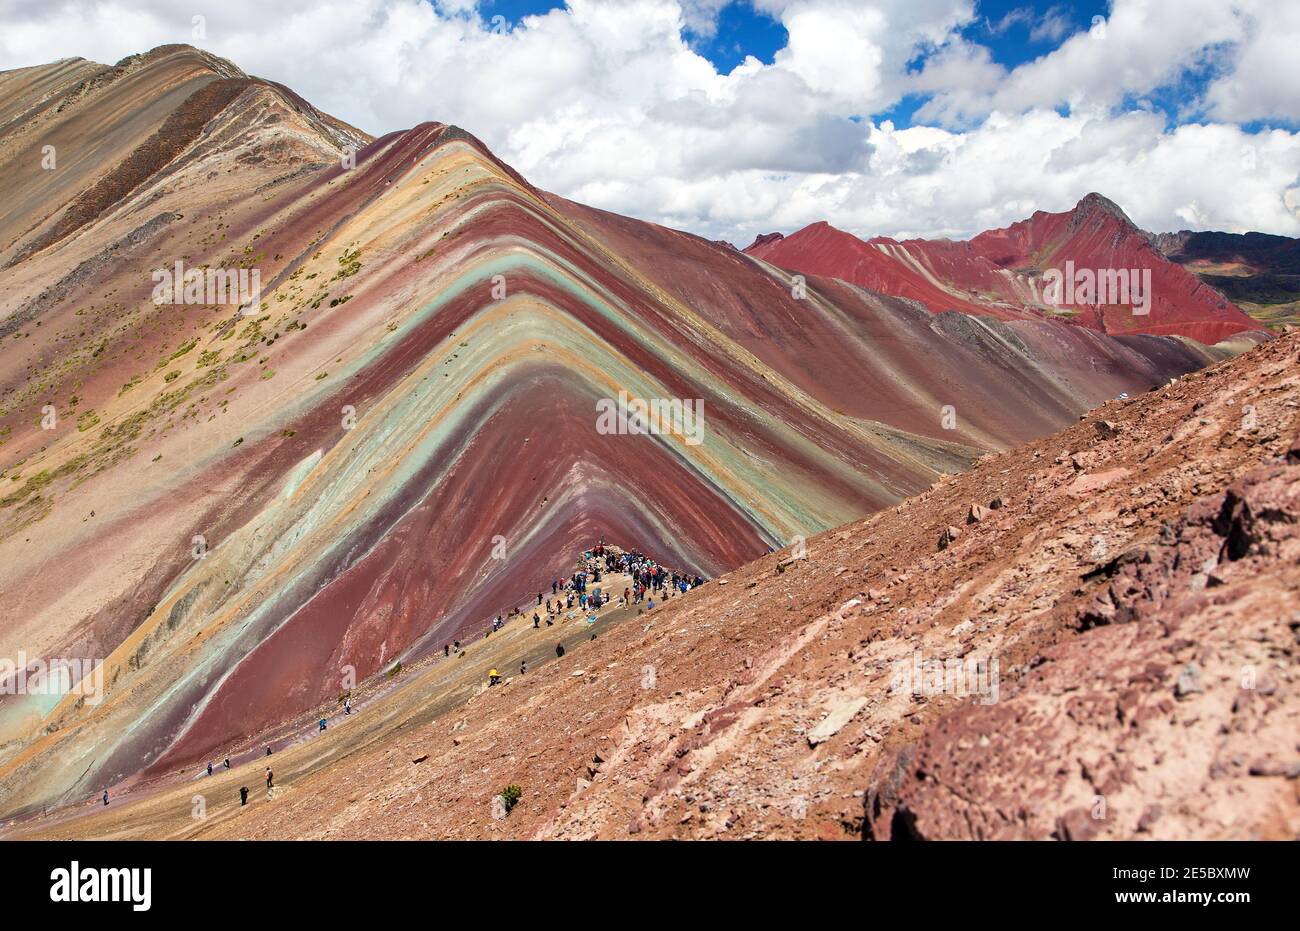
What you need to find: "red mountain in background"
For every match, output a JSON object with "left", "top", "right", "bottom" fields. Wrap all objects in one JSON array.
[{"left": 745, "top": 193, "right": 1267, "bottom": 345}]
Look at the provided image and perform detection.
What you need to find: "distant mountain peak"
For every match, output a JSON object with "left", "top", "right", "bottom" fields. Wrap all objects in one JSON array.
[
  {"left": 112, "top": 43, "right": 248, "bottom": 80},
  {"left": 745, "top": 231, "right": 785, "bottom": 251},
  {"left": 1073, "top": 191, "right": 1136, "bottom": 228}
]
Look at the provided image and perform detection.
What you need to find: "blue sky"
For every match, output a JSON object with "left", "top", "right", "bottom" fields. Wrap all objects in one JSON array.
[
  {"left": 476, "top": 1, "right": 1295, "bottom": 133},
  {"left": 483, "top": 1, "right": 1108, "bottom": 68},
  {"left": 694, "top": 3, "right": 787, "bottom": 70},
  {"left": 965, "top": 0, "right": 1107, "bottom": 67},
  {"left": 480, "top": 0, "right": 789, "bottom": 71},
  {"left": 481, "top": 1, "right": 1117, "bottom": 125}
]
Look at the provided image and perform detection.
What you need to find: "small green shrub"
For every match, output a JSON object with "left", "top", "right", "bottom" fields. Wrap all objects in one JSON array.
[{"left": 500, "top": 784, "right": 522, "bottom": 814}]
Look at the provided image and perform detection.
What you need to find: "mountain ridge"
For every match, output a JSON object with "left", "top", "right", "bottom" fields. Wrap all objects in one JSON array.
[{"left": 744, "top": 193, "right": 1272, "bottom": 344}]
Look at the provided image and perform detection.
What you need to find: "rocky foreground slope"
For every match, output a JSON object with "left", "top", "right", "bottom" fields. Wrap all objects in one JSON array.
[
  {"left": 14, "top": 330, "right": 1297, "bottom": 840},
  {"left": 0, "top": 45, "right": 1239, "bottom": 816}
]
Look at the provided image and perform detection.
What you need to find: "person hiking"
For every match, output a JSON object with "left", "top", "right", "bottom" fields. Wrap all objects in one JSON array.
[
  {"left": 538, "top": 592, "right": 543, "bottom": 606},
  {"left": 444, "top": 643, "right": 451, "bottom": 657},
  {"left": 101, "top": 789, "right": 109, "bottom": 806},
  {"left": 266, "top": 746, "right": 272, "bottom": 756},
  {"left": 555, "top": 643, "right": 565, "bottom": 658},
  {"left": 207, "top": 762, "right": 214, "bottom": 777},
  {"left": 224, "top": 757, "right": 231, "bottom": 769},
  {"left": 240, "top": 786, "right": 249, "bottom": 806},
  {"left": 520, "top": 660, "right": 527, "bottom": 675},
  {"left": 266, "top": 768, "right": 274, "bottom": 788},
  {"left": 319, "top": 717, "right": 327, "bottom": 732},
  {"left": 533, "top": 612, "right": 540, "bottom": 629},
  {"left": 489, "top": 668, "right": 501, "bottom": 686},
  {"left": 344, "top": 698, "right": 352, "bottom": 715}
]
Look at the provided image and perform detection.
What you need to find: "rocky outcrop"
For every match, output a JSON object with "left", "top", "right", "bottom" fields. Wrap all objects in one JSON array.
[{"left": 865, "top": 436, "right": 1300, "bottom": 840}]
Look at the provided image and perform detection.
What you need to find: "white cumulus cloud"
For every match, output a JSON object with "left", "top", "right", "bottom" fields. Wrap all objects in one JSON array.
[{"left": 0, "top": 0, "right": 1296, "bottom": 242}]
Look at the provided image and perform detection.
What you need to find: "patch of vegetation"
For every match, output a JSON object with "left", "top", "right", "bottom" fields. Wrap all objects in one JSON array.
[
  {"left": 239, "top": 245, "right": 266, "bottom": 269},
  {"left": 500, "top": 784, "right": 522, "bottom": 814},
  {"left": 0, "top": 469, "right": 51, "bottom": 506},
  {"left": 333, "top": 246, "right": 362, "bottom": 281},
  {"left": 239, "top": 316, "right": 269, "bottom": 341},
  {"left": 168, "top": 338, "right": 199, "bottom": 361}
]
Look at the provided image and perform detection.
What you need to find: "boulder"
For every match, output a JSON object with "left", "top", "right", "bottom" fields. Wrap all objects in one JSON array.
[{"left": 807, "top": 696, "right": 869, "bottom": 747}]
